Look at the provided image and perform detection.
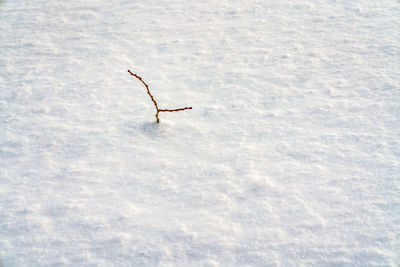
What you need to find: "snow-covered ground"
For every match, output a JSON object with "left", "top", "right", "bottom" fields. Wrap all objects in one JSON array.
[{"left": 1, "top": 0, "right": 399, "bottom": 265}]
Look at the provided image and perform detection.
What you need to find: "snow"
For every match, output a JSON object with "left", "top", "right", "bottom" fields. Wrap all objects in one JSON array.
[{"left": 1, "top": 0, "right": 399, "bottom": 265}]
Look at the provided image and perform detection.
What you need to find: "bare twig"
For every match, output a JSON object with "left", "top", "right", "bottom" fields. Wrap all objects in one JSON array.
[
  {"left": 158, "top": 107, "right": 192, "bottom": 112},
  {"left": 128, "top": 70, "right": 192, "bottom": 123}
]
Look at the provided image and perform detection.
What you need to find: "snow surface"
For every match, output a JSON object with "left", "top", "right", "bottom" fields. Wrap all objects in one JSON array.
[{"left": 1, "top": 0, "right": 400, "bottom": 266}]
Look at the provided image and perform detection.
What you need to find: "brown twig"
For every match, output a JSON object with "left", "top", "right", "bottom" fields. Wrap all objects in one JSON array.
[{"left": 128, "top": 70, "right": 192, "bottom": 123}]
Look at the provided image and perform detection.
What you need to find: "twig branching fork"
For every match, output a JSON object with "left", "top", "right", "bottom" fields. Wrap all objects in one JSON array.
[{"left": 128, "top": 70, "right": 192, "bottom": 123}]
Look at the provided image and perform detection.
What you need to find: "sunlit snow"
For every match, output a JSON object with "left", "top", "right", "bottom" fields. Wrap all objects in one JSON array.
[{"left": 1, "top": 0, "right": 399, "bottom": 265}]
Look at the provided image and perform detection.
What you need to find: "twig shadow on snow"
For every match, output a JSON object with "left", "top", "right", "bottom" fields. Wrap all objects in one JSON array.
[
  {"left": 125, "top": 121, "right": 167, "bottom": 138},
  {"left": 140, "top": 121, "right": 163, "bottom": 136}
]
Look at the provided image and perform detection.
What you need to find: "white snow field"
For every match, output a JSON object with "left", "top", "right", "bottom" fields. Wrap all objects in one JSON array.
[{"left": 1, "top": 0, "right": 399, "bottom": 266}]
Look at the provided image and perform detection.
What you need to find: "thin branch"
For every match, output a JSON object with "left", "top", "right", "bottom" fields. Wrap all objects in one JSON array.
[
  {"left": 128, "top": 70, "right": 192, "bottom": 123},
  {"left": 158, "top": 107, "right": 192, "bottom": 112},
  {"left": 128, "top": 70, "right": 159, "bottom": 111}
]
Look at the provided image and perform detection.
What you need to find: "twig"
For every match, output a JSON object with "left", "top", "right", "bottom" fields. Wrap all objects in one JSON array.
[{"left": 128, "top": 70, "right": 192, "bottom": 123}]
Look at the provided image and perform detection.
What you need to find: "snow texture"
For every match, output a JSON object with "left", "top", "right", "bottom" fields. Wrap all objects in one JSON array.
[{"left": 1, "top": 0, "right": 399, "bottom": 266}]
